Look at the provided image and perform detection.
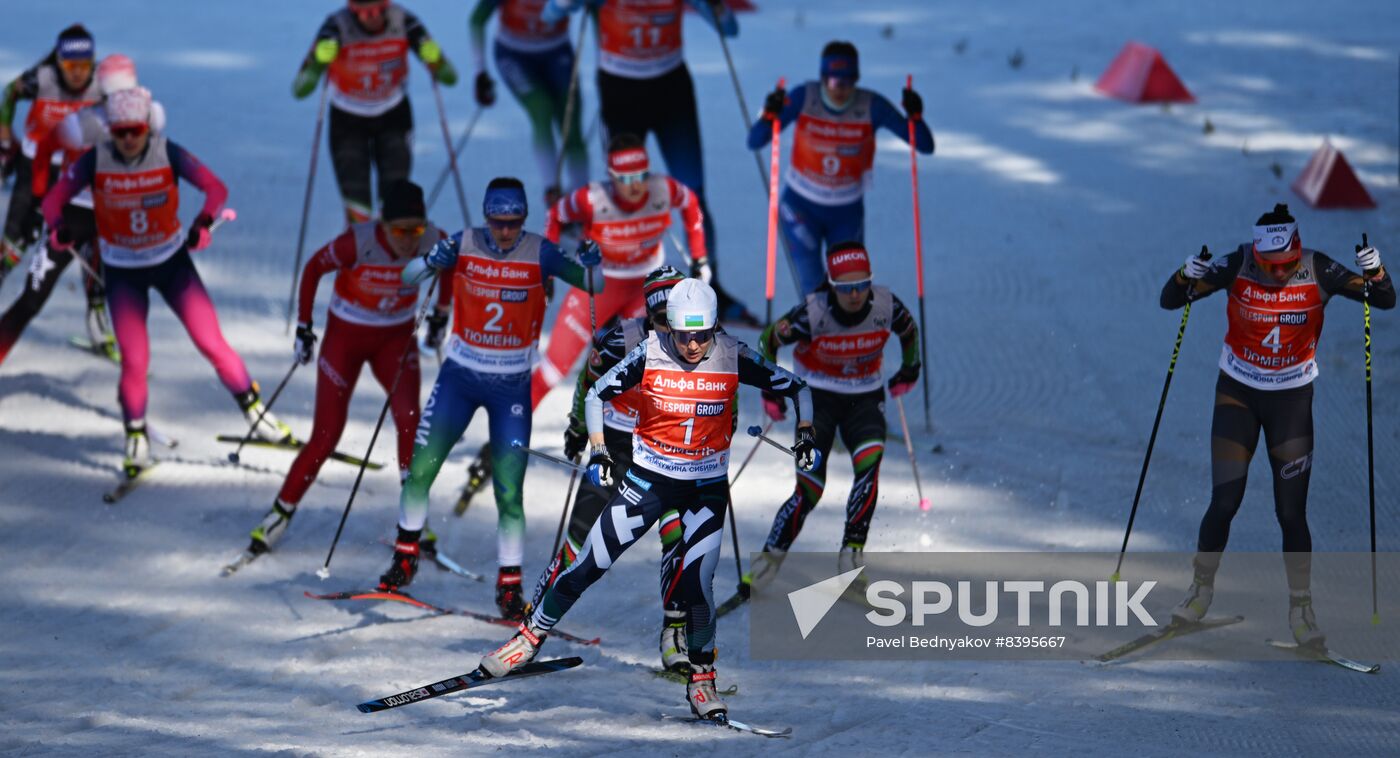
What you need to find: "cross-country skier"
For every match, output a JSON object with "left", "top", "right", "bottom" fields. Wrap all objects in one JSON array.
[
  {"left": 0, "top": 25, "right": 99, "bottom": 286},
  {"left": 528, "top": 264, "right": 692, "bottom": 671},
  {"left": 530, "top": 133, "right": 713, "bottom": 405},
  {"left": 479, "top": 278, "right": 816, "bottom": 721},
  {"left": 748, "top": 41, "right": 934, "bottom": 295},
  {"left": 469, "top": 0, "right": 588, "bottom": 204},
  {"left": 539, "top": 0, "right": 756, "bottom": 324},
  {"left": 0, "top": 54, "right": 168, "bottom": 367},
  {"left": 240, "top": 180, "right": 448, "bottom": 558},
  {"left": 745, "top": 242, "right": 920, "bottom": 589},
  {"left": 293, "top": 0, "right": 458, "bottom": 224},
  {"left": 1162, "top": 204, "right": 1393, "bottom": 647},
  {"left": 40, "top": 87, "right": 292, "bottom": 478},
  {"left": 454, "top": 135, "right": 713, "bottom": 509},
  {"left": 380, "top": 177, "right": 601, "bottom": 620}
]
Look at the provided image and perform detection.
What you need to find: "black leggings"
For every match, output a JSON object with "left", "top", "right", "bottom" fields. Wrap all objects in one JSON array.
[
  {"left": 765, "top": 388, "right": 887, "bottom": 550},
  {"left": 0, "top": 204, "right": 99, "bottom": 365},
  {"left": 1196, "top": 372, "right": 1314, "bottom": 588},
  {"left": 3, "top": 154, "right": 48, "bottom": 247},
  {"left": 328, "top": 98, "right": 414, "bottom": 221}
]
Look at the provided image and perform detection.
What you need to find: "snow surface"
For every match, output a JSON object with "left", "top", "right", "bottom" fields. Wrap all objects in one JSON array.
[{"left": 3, "top": 1, "right": 1400, "bottom": 755}]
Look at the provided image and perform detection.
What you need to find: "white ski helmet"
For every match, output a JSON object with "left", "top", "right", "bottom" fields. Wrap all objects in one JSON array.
[
  {"left": 666, "top": 278, "right": 718, "bottom": 332},
  {"left": 97, "top": 54, "right": 137, "bottom": 96},
  {"left": 106, "top": 86, "right": 151, "bottom": 127}
]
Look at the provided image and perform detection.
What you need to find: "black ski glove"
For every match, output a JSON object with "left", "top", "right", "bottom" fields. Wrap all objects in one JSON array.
[
  {"left": 474, "top": 71, "right": 496, "bottom": 107},
  {"left": 587, "top": 445, "right": 614, "bottom": 487},
  {"left": 763, "top": 86, "right": 786, "bottom": 120},
  {"left": 902, "top": 87, "right": 923, "bottom": 119},
  {"left": 294, "top": 322, "right": 317, "bottom": 365},
  {"left": 424, "top": 310, "right": 448, "bottom": 350},
  {"left": 793, "top": 424, "right": 818, "bottom": 471},
  {"left": 563, "top": 414, "right": 588, "bottom": 461}
]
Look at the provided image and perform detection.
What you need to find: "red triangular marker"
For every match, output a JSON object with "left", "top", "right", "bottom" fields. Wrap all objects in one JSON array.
[
  {"left": 1292, "top": 141, "right": 1377, "bottom": 209},
  {"left": 1095, "top": 42, "right": 1195, "bottom": 104}
]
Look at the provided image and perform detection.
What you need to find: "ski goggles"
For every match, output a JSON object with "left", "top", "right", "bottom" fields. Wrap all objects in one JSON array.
[
  {"left": 110, "top": 122, "right": 148, "bottom": 139},
  {"left": 608, "top": 169, "right": 648, "bottom": 186},
  {"left": 59, "top": 58, "right": 94, "bottom": 77},
  {"left": 486, "top": 216, "right": 525, "bottom": 231},
  {"left": 672, "top": 328, "right": 716, "bottom": 346},
  {"left": 829, "top": 276, "right": 872, "bottom": 295},
  {"left": 386, "top": 222, "right": 426, "bottom": 239}
]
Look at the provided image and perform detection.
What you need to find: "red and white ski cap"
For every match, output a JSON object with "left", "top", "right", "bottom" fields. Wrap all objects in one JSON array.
[
  {"left": 608, "top": 146, "right": 649, "bottom": 176},
  {"left": 1252, "top": 220, "right": 1300, "bottom": 262},
  {"left": 107, "top": 87, "right": 151, "bottom": 126},
  {"left": 826, "top": 244, "right": 872, "bottom": 279},
  {"left": 97, "top": 54, "right": 137, "bottom": 96}
]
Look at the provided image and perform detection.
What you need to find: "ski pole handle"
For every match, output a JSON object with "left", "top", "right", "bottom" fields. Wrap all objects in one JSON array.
[
  {"left": 210, "top": 208, "right": 237, "bottom": 234},
  {"left": 512, "top": 440, "right": 586, "bottom": 473}
]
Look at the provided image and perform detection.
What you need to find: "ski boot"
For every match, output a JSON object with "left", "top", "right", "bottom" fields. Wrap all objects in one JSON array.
[
  {"left": 660, "top": 609, "right": 689, "bottom": 673},
  {"left": 738, "top": 548, "right": 787, "bottom": 598},
  {"left": 838, "top": 541, "right": 869, "bottom": 602},
  {"left": 686, "top": 656, "right": 727, "bottom": 721},
  {"left": 247, "top": 499, "right": 296, "bottom": 556},
  {"left": 1171, "top": 575, "right": 1215, "bottom": 624},
  {"left": 496, "top": 565, "right": 526, "bottom": 620},
  {"left": 235, "top": 386, "right": 294, "bottom": 444},
  {"left": 378, "top": 529, "right": 421, "bottom": 591},
  {"left": 86, "top": 298, "right": 120, "bottom": 363},
  {"left": 122, "top": 420, "right": 153, "bottom": 479},
  {"left": 454, "top": 443, "right": 493, "bottom": 515},
  {"left": 1289, "top": 591, "right": 1326, "bottom": 648},
  {"left": 479, "top": 621, "right": 547, "bottom": 678}
]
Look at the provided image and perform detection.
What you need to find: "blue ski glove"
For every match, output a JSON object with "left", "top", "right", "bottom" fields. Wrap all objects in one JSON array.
[
  {"left": 586, "top": 445, "right": 614, "bottom": 487},
  {"left": 793, "top": 425, "right": 820, "bottom": 471},
  {"left": 426, "top": 237, "right": 460, "bottom": 270},
  {"left": 577, "top": 238, "right": 602, "bottom": 268}
]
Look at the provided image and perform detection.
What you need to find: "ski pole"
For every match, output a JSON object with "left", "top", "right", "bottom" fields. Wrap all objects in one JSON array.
[
  {"left": 1358, "top": 231, "right": 1379, "bottom": 624},
  {"left": 512, "top": 440, "right": 588, "bottom": 473},
  {"left": 905, "top": 74, "right": 933, "bottom": 432},
  {"left": 318, "top": 275, "right": 441, "bottom": 579},
  {"left": 1111, "top": 245, "right": 1211, "bottom": 581},
  {"left": 711, "top": 8, "right": 802, "bottom": 298},
  {"left": 895, "top": 396, "right": 931, "bottom": 511},
  {"left": 553, "top": 13, "right": 590, "bottom": 190},
  {"left": 725, "top": 419, "right": 772, "bottom": 588},
  {"left": 228, "top": 358, "right": 300, "bottom": 465},
  {"left": 763, "top": 78, "right": 784, "bottom": 325},
  {"left": 551, "top": 465, "right": 581, "bottom": 558},
  {"left": 209, "top": 207, "right": 238, "bottom": 234},
  {"left": 426, "top": 108, "right": 484, "bottom": 211},
  {"left": 430, "top": 79, "right": 473, "bottom": 230},
  {"left": 586, "top": 263, "right": 597, "bottom": 335},
  {"left": 286, "top": 81, "right": 330, "bottom": 334},
  {"left": 745, "top": 423, "right": 821, "bottom": 469}
]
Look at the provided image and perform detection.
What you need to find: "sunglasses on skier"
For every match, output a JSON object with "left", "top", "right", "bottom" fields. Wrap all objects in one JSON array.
[
  {"left": 110, "top": 123, "right": 148, "bottom": 140},
  {"left": 486, "top": 216, "right": 525, "bottom": 231},
  {"left": 59, "top": 59, "right": 94, "bottom": 77},
  {"left": 672, "top": 328, "right": 716, "bottom": 346},
  {"left": 608, "top": 170, "right": 648, "bottom": 186},
  {"left": 829, "top": 277, "right": 872, "bottom": 295},
  {"left": 386, "top": 222, "right": 426, "bottom": 239}
]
